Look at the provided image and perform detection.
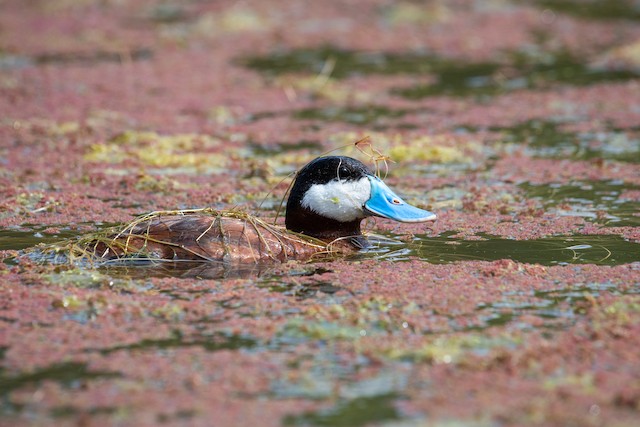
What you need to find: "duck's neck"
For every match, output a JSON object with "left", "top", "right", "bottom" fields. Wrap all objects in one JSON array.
[{"left": 285, "top": 206, "right": 366, "bottom": 247}]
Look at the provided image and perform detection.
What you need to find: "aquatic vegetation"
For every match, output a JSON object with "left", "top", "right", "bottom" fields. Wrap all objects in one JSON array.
[
  {"left": 329, "top": 132, "right": 479, "bottom": 166},
  {"left": 4, "top": 0, "right": 640, "bottom": 425},
  {"left": 591, "top": 296, "right": 640, "bottom": 329},
  {"left": 280, "top": 319, "right": 364, "bottom": 341},
  {"left": 382, "top": 1, "right": 451, "bottom": 26},
  {"left": 273, "top": 74, "right": 366, "bottom": 103},
  {"left": 388, "top": 139, "right": 472, "bottom": 164},
  {"left": 84, "top": 131, "right": 232, "bottom": 172},
  {"left": 193, "top": 7, "right": 272, "bottom": 34},
  {"left": 381, "top": 333, "right": 521, "bottom": 365}
]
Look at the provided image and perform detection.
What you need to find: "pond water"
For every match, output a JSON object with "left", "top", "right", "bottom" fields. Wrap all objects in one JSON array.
[
  {"left": 240, "top": 45, "right": 640, "bottom": 98},
  {"left": 4, "top": 228, "right": 639, "bottom": 272},
  {"left": 0, "top": 227, "right": 82, "bottom": 252},
  {"left": 0, "top": 361, "right": 121, "bottom": 415},
  {"left": 489, "top": 120, "right": 640, "bottom": 163},
  {"left": 531, "top": 0, "right": 640, "bottom": 21},
  {"left": 521, "top": 180, "right": 640, "bottom": 226},
  {"left": 363, "top": 232, "right": 640, "bottom": 265}
]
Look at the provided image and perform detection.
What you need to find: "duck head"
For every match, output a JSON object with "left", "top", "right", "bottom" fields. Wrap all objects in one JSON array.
[{"left": 285, "top": 156, "right": 436, "bottom": 246}]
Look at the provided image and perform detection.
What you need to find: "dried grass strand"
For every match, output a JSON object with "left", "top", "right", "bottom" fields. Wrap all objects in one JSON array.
[{"left": 31, "top": 207, "right": 334, "bottom": 265}]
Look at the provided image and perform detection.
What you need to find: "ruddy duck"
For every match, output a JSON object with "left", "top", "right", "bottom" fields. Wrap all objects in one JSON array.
[{"left": 88, "top": 156, "right": 436, "bottom": 263}]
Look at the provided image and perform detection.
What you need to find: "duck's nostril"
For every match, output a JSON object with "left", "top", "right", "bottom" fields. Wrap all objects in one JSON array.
[{"left": 392, "top": 198, "right": 401, "bottom": 205}]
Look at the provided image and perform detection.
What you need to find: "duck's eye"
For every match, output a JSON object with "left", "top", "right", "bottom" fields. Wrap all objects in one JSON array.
[{"left": 339, "top": 167, "right": 349, "bottom": 177}]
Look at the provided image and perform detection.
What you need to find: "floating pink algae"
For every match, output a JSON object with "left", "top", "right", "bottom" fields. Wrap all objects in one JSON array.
[{"left": 1, "top": 0, "right": 640, "bottom": 426}]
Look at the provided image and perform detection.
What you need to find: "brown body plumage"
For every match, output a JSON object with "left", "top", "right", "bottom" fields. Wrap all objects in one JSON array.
[{"left": 88, "top": 212, "right": 333, "bottom": 264}]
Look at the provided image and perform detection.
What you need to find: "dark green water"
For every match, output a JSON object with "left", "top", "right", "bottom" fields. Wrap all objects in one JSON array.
[
  {"left": 365, "top": 233, "right": 640, "bottom": 265},
  {"left": 284, "top": 393, "right": 402, "bottom": 427},
  {"left": 4, "top": 229, "right": 639, "bottom": 273},
  {"left": 92, "top": 331, "right": 256, "bottom": 355},
  {"left": 0, "top": 227, "right": 79, "bottom": 252},
  {"left": 521, "top": 181, "right": 640, "bottom": 226},
  {"left": 532, "top": 0, "right": 640, "bottom": 21},
  {"left": 240, "top": 46, "right": 639, "bottom": 98},
  {"left": 0, "top": 362, "right": 120, "bottom": 414},
  {"left": 488, "top": 120, "right": 640, "bottom": 163},
  {"left": 293, "top": 105, "right": 410, "bottom": 125},
  {"left": 475, "top": 281, "right": 638, "bottom": 330}
]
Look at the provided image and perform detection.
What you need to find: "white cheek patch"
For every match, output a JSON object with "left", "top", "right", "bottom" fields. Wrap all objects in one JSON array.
[{"left": 301, "top": 178, "right": 371, "bottom": 222}]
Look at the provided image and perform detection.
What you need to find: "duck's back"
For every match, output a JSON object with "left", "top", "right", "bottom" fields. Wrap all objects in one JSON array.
[{"left": 93, "top": 215, "right": 326, "bottom": 263}]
